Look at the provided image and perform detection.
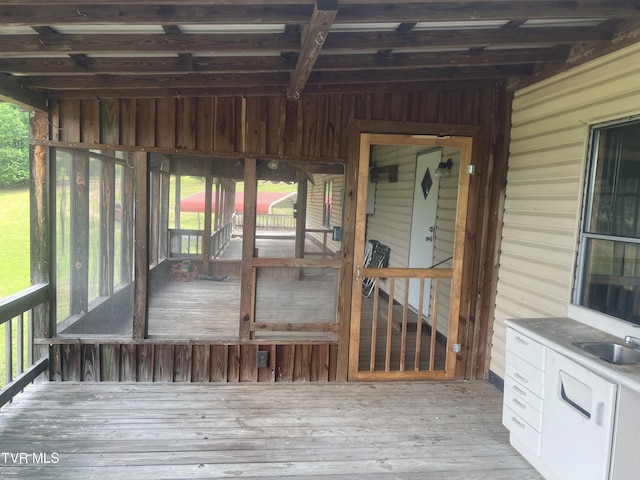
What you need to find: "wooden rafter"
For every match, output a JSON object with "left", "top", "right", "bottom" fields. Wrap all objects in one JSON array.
[
  {"left": 1, "top": 2, "right": 639, "bottom": 25},
  {"left": 287, "top": 0, "right": 338, "bottom": 99}
]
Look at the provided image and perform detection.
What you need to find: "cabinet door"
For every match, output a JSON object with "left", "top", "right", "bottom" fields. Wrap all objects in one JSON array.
[{"left": 541, "top": 349, "right": 617, "bottom": 480}]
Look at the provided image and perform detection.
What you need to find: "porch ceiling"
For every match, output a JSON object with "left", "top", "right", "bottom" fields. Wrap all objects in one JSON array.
[{"left": 1, "top": 0, "right": 640, "bottom": 105}]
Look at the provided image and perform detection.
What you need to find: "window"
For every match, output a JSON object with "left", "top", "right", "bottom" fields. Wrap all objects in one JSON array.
[
  {"left": 323, "top": 180, "right": 333, "bottom": 227},
  {"left": 575, "top": 120, "right": 640, "bottom": 325}
]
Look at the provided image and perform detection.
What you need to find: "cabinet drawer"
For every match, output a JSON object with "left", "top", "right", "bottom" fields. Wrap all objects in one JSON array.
[
  {"left": 505, "top": 351, "right": 545, "bottom": 395},
  {"left": 507, "top": 328, "right": 545, "bottom": 367},
  {"left": 504, "top": 375, "right": 543, "bottom": 431},
  {"left": 503, "top": 405, "right": 541, "bottom": 456}
]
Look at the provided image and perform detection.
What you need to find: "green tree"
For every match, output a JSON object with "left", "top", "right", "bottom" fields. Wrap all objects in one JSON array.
[{"left": 0, "top": 102, "right": 30, "bottom": 187}]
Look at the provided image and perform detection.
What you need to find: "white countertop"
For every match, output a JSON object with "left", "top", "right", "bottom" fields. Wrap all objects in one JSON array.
[{"left": 506, "top": 317, "right": 640, "bottom": 393}]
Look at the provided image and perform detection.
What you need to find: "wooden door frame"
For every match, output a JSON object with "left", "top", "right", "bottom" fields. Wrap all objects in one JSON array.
[{"left": 335, "top": 120, "right": 483, "bottom": 381}]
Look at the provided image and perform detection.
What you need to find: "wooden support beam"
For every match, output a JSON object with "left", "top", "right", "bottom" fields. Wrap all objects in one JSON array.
[
  {"left": 133, "top": 151, "right": 149, "bottom": 340},
  {"left": 70, "top": 150, "right": 89, "bottom": 317},
  {"left": 202, "top": 175, "right": 213, "bottom": 263},
  {"left": 294, "top": 175, "right": 308, "bottom": 260},
  {"left": 287, "top": 0, "right": 338, "bottom": 99},
  {"left": 100, "top": 154, "right": 116, "bottom": 297},
  {"left": 0, "top": 74, "right": 46, "bottom": 111},
  {"left": 239, "top": 159, "right": 257, "bottom": 341}
]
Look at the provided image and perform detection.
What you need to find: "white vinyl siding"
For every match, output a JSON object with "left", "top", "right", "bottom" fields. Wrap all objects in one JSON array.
[
  {"left": 491, "top": 42, "right": 640, "bottom": 379},
  {"left": 367, "top": 145, "right": 460, "bottom": 336},
  {"left": 305, "top": 173, "right": 344, "bottom": 255}
]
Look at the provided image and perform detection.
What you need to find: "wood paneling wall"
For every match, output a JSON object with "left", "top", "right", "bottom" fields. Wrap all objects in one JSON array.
[
  {"left": 44, "top": 85, "right": 509, "bottom": 382},
  {"left": 48, "top": 90, "right": 495, "bottom": 163},
  {"left": 49, "top": 343, "right": 338, "bottom": 383}
]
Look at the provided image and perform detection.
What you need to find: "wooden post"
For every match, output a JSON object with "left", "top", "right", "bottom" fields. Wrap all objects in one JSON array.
[
  {"left": 121, "top": 159, "right": 135, "bottom": 285},
  {"left": 149, "top": 170, "right": 160, "bottom": 266},
  {"left": 174, "top": 175, "right": 181, "bottom": 229},
  {"left": 203, "top": 175, "right": 213, "bottom": 263},
  {"left": 159, "top": 158, "right": 170, "bottom": 261},
  {"left": 133, "top": 151, "right": 149, "bottom": 340},
  {"left": 30, "top": 110, "right": 51, "bottom": 374},
  {"left": 294, "top": 176, "right": 308, "bottom": 259},
  {"left": 70, "top": 150, "right": 89, "bottom": 316},
  {"left": 100, "top": 153, "right": 115, "bottom": 297},
  {"left": 239, "top": 159, "right": 257, "bottom": 341}
]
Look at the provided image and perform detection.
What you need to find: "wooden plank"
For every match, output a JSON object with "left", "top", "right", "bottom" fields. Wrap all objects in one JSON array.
[
  {"left": 227, "top": 345, "right": 240, "bottom": 382},
  {"left": 81, "top": 344, "right": 100, "bottom": 381},
  {"left": 100, "top": 158, "right": 115, "bottom": 297},
  {"left": 213, "top": 96, "right": 236, "bottom": 153},
  {"left": 59, "top": 99, "right": 80, "bottom": 142},
  {"left": 119, "top": 344, "right": 136, "bottom": 381},
  {"left": 239, "top": 344, "right": 258, "bottom": 382},
  {"left": 283, "top": 98, "right": 302, "bottom": 156},
  {"left": 100, "top": 344, "right": 120, "bottom": 382},
  {"left": 239, "top": 158, "right": 257, "bottom": 341},
  {"left": 266, "top": 96, "right": 286, "bottom": 156},
  {"left": 70, "top": 150, "right": 89, "bottom": 317},
  {"left": 191, "top": 345, "right": 211, "bottom": 382},
  {"left": 176, "top": 97, "right": 197, "bottom": 150},
  {"left": 135, "top": 98, "right": 156, "bottom": 147},
  {"left": 196, "top": 97, "right": 214, "bottom": 153},
  {"left": 153, "top": 345, "right": 174, "bottom": 382},
  {"left": 80, "top": 98, "right": 100, "bottom": 144},
  {"left": 155, "top": 97, "right": 176, "bottom": 148},
  {"left": 293, "top": 344, "right": 311, "bottom": 382},
  {"left": 275, "top": 344, "right": 294, "bottom": 382},
  {"left": 120, "top": 161, "right": 135, "bottom": 285},
  {"left": 210, "top": 345, "right": 228, "bottom": 382},
  {"left": 310, "top": 344, "right": 329, "bottom": 382},
  {"left": 328, "top": 344, "right": 338, "bottom": 381},
  {"left": 244, "top": 96, "right": 267, "bottom": 154},
  {"left": 49, "top": 101, "right": 60, "bottom": 142},
  {"left": 61, "top": 344, "right": 81, "bottom": 381},
  {"left": 99, "top": 98, "right": 119, "bottom": 145},
  {"left": 136, "top": 345, "right": 154, "bottom": 382},
  {"left": 49, "top": 345, "right": 62, "bottom": 381},
  {"left": 0, "top": 359, "right": 48, "bottom": 408},
  {"left": 301, "top": 95, "right": 320, "bottom": 158},
  {"left": 173, "top": 345, "right": 192, "bottom": 382},
  {"left": 119, "top": 98, "right": 136, "bottom": 145},
  {"left": 132, "top": 151, "right": 148, "bottom": 339}
]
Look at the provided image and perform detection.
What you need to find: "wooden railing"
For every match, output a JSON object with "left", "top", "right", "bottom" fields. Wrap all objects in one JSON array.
[
  {"left": 210, "top": 221, "right": 233, "bottom": 259},
  {"left": 168, "top": 228, "right": 203, "bottom": 257},
  {"left": 0, "top": 284, "right": 50, "bottom": 407},
  {"left": 234, "top": 213, "right": 296, "bottom": 230},
  {"left": 360, "top": 268, "right": 453, "bottom": 374}
]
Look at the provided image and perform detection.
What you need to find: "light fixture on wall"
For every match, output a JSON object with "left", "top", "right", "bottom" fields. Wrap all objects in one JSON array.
[
  {"left": 434, "top": 158, "right": 453, "bottom": 179},
  {"left": 267, "top": 160, "right": 279, "bottom": 170}
]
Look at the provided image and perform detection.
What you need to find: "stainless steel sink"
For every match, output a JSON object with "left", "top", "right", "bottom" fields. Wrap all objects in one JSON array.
[{"left": 573, "top": 342, "right": 640, "bottom": 365}]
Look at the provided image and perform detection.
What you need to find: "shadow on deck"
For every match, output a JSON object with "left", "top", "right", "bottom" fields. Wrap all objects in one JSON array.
[{"left": 0, "top": 380, "right": 542, "bottom": 480}]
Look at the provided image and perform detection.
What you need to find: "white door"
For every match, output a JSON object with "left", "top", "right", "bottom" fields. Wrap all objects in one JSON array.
[{"left": 408, "top": 149, "right": 442, "bottom": 312}]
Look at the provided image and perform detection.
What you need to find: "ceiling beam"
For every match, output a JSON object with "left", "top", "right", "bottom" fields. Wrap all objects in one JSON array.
[
  {"left": 20, "top": 64, "right": 530, "bottom": 91},
  {"left": 0, "top": 74, "right": 47, "bottom": 111},
  {"left": 3, "top": 2, "right": 637, "bottom": 26},
  {"left": 0, "top": 47, "right": 568, "bottom": 75},
  {"left": 287, "top": 0, "right": 338, "bottom": 99},
  {"left": 0, "top": 26, "right": 612, "bottom": 56}
]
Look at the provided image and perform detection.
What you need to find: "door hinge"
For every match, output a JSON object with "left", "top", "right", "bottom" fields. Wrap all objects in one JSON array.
[
  {"left": 466, "top": 165, "right": 475, "bottom": 175},
  {"left": 452, "top": 343, "right": 462, "bottom": 353}
]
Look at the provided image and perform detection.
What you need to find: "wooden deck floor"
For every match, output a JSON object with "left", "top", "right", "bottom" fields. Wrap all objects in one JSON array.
[{"left": 0, "top": 381, "right": 542, "bottom": 480}]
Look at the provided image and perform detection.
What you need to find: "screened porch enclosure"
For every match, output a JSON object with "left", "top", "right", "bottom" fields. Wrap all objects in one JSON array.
[{"left": 53, "top": 148, "right": 345, "bottom": 342}]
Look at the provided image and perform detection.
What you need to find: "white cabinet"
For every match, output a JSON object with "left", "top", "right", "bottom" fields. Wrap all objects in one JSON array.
[
  {"left": 541, "top": 349, "right": 617, "bottom": 480},
  {"left": 503, "top": 328, "right": 546, "bottom": 460},
  {"left": 504, "top": 324, "right": 639, "bottom": 480}
]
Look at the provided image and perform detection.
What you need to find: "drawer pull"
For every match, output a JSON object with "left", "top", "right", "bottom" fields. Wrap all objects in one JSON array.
[
  {"left": 515, "top": 336, "right": 530, "bottom": 346},
  {"left": 512, "top": 385, "right": 527, "bottom": 396},
  {"left": 510, "top": 416, "right": 526, "bottom": 429},
  {"left": 513, "top": 372, "right": 529, "bottom": 384},
  {"left": 512, "top": 398, "right": 527, "bottom": 409}
]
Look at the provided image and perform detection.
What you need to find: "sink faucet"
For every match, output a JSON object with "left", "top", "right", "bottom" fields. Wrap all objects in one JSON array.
[{"left": 624, "top": 335, "right": 640, "bottom": 350}]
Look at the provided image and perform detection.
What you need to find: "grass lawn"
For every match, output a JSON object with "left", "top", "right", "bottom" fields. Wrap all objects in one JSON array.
[
  {"left": 0, "top": 186, "right": 30, "bottom": 299},
  {"left": 0, "top": 186, "right": 31, "bottom": 387}
]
